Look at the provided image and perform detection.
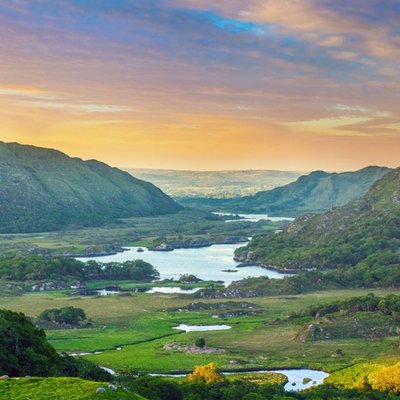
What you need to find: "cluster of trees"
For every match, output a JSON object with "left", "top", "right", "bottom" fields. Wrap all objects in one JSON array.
[
  {"left": 240, "top": 218, "right": 400, "bottom": 273},
  {"left": 84, "top": 259, "right": 159, "bottom": 281},
  {"left": 38, "top": 306, "right": 87, "bottom": 326},
  {"left": 187, "top": 363, "right": 224, "bottom": 385},
  {"left": 0, "top": 256, "right": 159, "bottom": 282},
  {"left": 369, "top": 362, "right": 400, "bottom": 394},
  {"left": 207, "top": 262, "right": 400, "bottom": 299},
  {"left": 0, "top": 309, "right": 109, "bottom": 380},
  {"left": 0, "top": 256, "right": 85, "bottom": 281},
  {"left": 298, "top": 294, "right": 400, "bottom": 319},
  {"left": 179, "top": 274, "right": 202, "bottom": 283},
  {"left": 120, "top": 374, "right": 400, "bottom": 400}
]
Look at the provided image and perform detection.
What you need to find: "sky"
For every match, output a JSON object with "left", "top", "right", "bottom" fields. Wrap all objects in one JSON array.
[{"left": 0, "top": 0, "right": 399, "bottom": 171}]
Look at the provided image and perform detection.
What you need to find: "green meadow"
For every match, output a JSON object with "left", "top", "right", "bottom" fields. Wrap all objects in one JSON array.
[
  {"left": 1, "top": 288, "right": 399, "bottom": 375},
  {"left": 0, "top": 378, "right": 144, "bottom": 400}
]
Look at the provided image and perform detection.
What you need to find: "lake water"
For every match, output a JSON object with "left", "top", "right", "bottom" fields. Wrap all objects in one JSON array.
[
  {"left": 173, "top": 324, "right": 232, "bottom": 332},
  {"left": 278, "top": 369, "right": 329, "bottom": 391},
  {"left": 214, "top": 212, "right": 295, "bottom": 223},
  {"left": 96, "top": 289, "right": 121, "bottom": 296},
  {"left": 78, "top": 244, "right": 290, "bottom": 285},
  {"left": 145, "top": 287, "right": 204, "bottom": 294}
]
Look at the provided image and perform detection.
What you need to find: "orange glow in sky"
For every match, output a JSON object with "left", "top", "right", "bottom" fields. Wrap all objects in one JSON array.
[{"left": 0, "top": 1, "right": 399, "bottom": 171}]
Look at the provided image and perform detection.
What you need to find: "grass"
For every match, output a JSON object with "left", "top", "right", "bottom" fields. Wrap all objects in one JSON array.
[
  {"left": 0, "top": 378, "right": 144, "bottom": 400},
  {"left": 1, "top": 288, "right": 399, "bottom": 374},
  {"left": 325, "top": 356, "right": 400, "bottom": 388},
  {"left": 86, "top": 319, "right": 398, "bottom": 374}
]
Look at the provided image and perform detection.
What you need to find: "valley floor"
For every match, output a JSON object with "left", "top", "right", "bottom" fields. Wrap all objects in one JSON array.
[{"left": 2, "top": 288, "right": 399, "bottom": 375}]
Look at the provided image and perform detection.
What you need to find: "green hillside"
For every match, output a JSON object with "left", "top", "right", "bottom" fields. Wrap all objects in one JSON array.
[
  {"left": 239, "top": 168, "right": 400, "bottom": 271},
  {"left": 179, "top": 166, "right": 391, "bottom": 216},
  {"left": 0, "top": 142, "right": 181, "bottom": 233},
  {"left": 0, "top": 378, "right": 144, "bottom": 400}
]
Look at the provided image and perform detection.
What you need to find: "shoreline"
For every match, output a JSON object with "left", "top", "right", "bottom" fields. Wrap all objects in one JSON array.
[
  {"left": 235, "top": 261, "right": 299, "bottom": 274},
  {"left": 73, "top": 240, "right": 249, "bottom": 258}
]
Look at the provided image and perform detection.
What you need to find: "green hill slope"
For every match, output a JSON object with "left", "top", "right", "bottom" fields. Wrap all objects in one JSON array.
[
  {"left": 0, "top": 142, "right": 181, "bottom": 233},
  {"left": 179, "top": 166, "right": 391, "bottom": 216},
  {"left": 0, "top": 378, "right": 144, "bottom": 400},
  {"left": 240, "top": 168, "right": 400, "bottom": 271}
]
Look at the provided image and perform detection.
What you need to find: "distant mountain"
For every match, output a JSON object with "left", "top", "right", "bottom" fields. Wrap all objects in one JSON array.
[
  {"left": 239, "top": 167, "right": 400, "bottom": 271},
  {"left": 0, "top": 142, "right": 181, "bottom": 233},
  {"left": 127, "top": 168, "right": 304, "bottom": 198},
  {"left": 179, "top": 166, "right": 391, "bottom": 216}
]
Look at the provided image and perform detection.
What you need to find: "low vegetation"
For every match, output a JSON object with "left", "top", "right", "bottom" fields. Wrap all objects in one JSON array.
[{"left": 38, "top": 306, "right": 87, "bottom": 328}]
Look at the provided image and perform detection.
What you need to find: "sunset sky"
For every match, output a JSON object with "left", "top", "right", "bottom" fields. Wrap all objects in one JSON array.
[{"left": 0, "top": 1, "right": 399, "bottom": 171}]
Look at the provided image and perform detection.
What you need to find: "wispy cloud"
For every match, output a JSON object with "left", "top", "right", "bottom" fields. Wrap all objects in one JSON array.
[
  {"left": 0, "top": 87, "right": 132, "bottom": 114},
  {"left": 333, "top": 104, "right": 392, "bottom": 118},
  {"left": 30, "top": 101, "right": 133, "bottom": 114},
  {"left": 0, "top": 87, "right": 59, "bottom": 100}
]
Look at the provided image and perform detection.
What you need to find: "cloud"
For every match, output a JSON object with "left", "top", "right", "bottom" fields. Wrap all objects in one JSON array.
[
  {"left": 30, "top": 101, "right": 133, "bottom": 114},
  {"left": 0, "top": 0, "right": 399, "bottom": 170},
  {"left": 333, "top": 104, "right": 392, "bottom": 118},
  {"left": 0, "top": 86, "right": 132, "bottom": 114},
  {"left": 0, "top": 87, "right": 59, "bottom": 100},
  {"left": 172, "top": 0, "right": 400, "bottom": 62}
]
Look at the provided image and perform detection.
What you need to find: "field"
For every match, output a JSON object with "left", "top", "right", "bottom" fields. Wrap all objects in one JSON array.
[{"left": 2, "top": 288, "right": 399, "bottom": 375}]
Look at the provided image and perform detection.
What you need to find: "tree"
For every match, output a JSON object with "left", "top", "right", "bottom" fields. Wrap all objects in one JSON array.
[
  {"left": 0, "top": 309, "right": 60, "bottom": 376},
  {"left": 187, "top": 362, "right": 224, "bottom": 385},
  {"left": 194, "top": 338, "right": 206, "bottom": 348},
  {"left": 369, "top": 362, "right": 400, "bottom": 394},
  {"left": 39, "top": 306, "right": 86, "bottom": 326},
  {"left": 0, "top": 309, "right": 109, "bottom": 380}
]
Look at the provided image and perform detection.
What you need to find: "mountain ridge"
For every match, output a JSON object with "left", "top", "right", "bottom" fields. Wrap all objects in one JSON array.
[
  {"left": 0, "top": 142, "right": 181, "bottom": 233},
  {"left": 178, "top": 166, "right": 392, "bottom": 216}
]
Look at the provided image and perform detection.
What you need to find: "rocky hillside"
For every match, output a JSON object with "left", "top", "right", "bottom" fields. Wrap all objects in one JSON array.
[
  {"left": 0, "top": 142, "right": 181, "bottom": 233},
  {"left": 180, "top": 166, "right": 391, "bottom": 216},
  {"left": 238, "top": 168, "right": 400, "bottom": 270}
]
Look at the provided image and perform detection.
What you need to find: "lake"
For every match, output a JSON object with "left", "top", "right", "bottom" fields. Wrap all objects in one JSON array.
[
  {"left": 78, "top": 244, "right": 290, "bottom": 285},
  {"left": 145, "top": 287, "right": 204, "bottom": 294},
  {"left": 214, "top": 212, "right": 295, "bottom": 223},
  {"left": 173, "top": 324, "right": 232, "bottom": 332}
]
